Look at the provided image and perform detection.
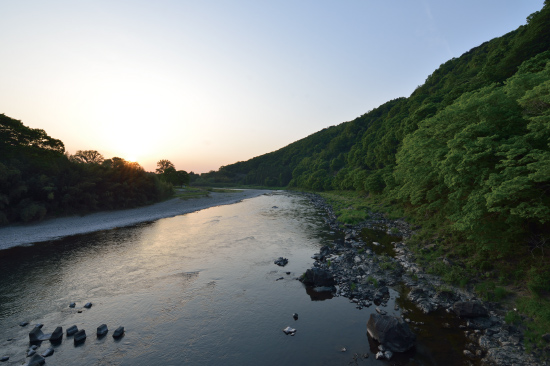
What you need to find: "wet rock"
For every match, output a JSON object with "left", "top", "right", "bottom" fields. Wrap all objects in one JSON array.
[
  {"left": 463, "top": 349, "right": 475, "bottom": 358},
  {"left": 97, "top": 324, "right": 108, "bottom": 337},
  {"left": 112, "top": 326, "right": 125, "bottom": 338},
  {"left": 50, "top": 326, "right": 63, "bottom": 343},
  {"left": 84, "top": 302, "right": 92, "bottom": 309},
  {"left": 74, "top": 329, "right": 86, "bottom": 344},
  {"left": 29, "top": 325, "right": 52, "bottom": 342},
  {"left": 275, "top": 277, "right": 284, "bottom": 281},
  {"left": 467, "top": 317, "right": 494, "bottom": 330},
  {"left": 292, "top": 313, "right": 298, "bottom": 320},
  {"left": 24, "top": 354, "right": 45, "bottom": 366},
  {"left": 27, "top": 349, "right": 36, "bottom": 357},
  {"left": 0, "top": 356, "right": 8, "bottom": 362},
  {"left": 407, "top": 288, "right": 437, "bottom": 314},
  {"left": 274, "top": 257, "right": 288, "bottom": 267},
  {"left": 69, "top": 302, "right": 76, "bottom": 308},
  {"left": 20, "top": 321, "right": 29, "bottom": 327},
  {"left": 282, "top": 326, "right": 296, "bottom": 335},
  {"left": 453, "top": 301, "right": 488, "bottom": 318},
  {"left": 300, "top": 267, "right": 335, "bottom": 288},
  {"left": 41, "top": 347, "right": 54, "bottom": 357},
  {"left": 66, "top": 325, "right": 78, "bottom": 336},
  {"left": 367, "top": 314, "right": 416, "bottom": 353}
]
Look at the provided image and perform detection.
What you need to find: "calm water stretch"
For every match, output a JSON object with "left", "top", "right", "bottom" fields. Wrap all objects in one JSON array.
[{"left": 0, "top": 192, "right": 467, "bottom": 365}]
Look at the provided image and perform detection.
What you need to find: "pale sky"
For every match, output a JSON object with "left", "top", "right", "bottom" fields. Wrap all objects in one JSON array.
[{"left": 1, "top": 0, "right": 544, "bottom": 173}]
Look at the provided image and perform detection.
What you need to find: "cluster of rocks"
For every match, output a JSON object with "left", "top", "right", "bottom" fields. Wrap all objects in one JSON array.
[
  {"left": 3, "top": 302, "right": 126, "bottom": 365},
  {"left": 302, "top": 192, "right": 545, "bottom": 365}
]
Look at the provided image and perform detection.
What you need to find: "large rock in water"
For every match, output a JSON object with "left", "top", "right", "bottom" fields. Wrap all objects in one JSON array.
[
  {"left": 367, "top": 314, "right": 416, "bottom": 353},
  {"left": 300, "top": 267, "right": 336, "bottom": 288},
  {"left": 452, "top": 301, "right": 488, "bottom": 318},
  {"left": 29, "top": 326, "right": 51, "bottom": 342}
]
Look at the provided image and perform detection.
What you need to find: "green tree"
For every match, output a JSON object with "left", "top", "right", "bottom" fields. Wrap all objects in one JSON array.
[
  {"left": 156, "top": 159, "right": 175, "bottom": 174},
  {"left": 71, "top": 150, "right": 104, "bottom": 164}
]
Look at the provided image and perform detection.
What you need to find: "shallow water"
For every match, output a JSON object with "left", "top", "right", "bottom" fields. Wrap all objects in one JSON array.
[{"left": 0, "top": 192, "right": 465, "bottom": 365}]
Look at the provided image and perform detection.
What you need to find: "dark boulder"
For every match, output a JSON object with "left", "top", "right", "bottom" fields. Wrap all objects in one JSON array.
[
  {"left": 113, "top": 326, "right": 125, "bottom": 338},
  {"left": 29, "top": 326, "right": 51, "bottom": 342},
  {"left": 319, "top": 245, "right": 332, "bottom": 257},
  {"left": 24, "top": 354, "right": 45, "bottom": 366},
  {"left": 50, "top": 326, "right": 63, "bottom": 343},
  {"left": 367, "top": 314, "right": 416, "bottom": 353},
  {"left": 66, "top": 325, "right": 78, "bottom": 336},
  {"left": 84, "top": 302, "right": 92, "bottom": 309},
  {"left": 97, "top": 324, "right": 108, "bottom": 337},
  {"left": 453, "top": 301, "right": 488, "bottom": 318},
  {"left": 74, "top": 329, "right": 86, "bottom": 344},
  {"left": 300, "top": 267, "right": 336, "bottom": 288}
]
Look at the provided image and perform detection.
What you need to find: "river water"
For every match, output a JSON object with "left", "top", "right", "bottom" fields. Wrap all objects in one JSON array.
[{"left": 0, "top": 192, "right": 461, "bottom": 365}]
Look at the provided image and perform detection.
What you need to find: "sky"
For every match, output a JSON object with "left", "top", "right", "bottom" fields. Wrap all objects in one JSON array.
[{"left": 0, "top": 0, "right": 545, "bottom": 173}]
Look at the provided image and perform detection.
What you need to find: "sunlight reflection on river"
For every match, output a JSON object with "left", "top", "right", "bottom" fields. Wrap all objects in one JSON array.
[{"left": 1, "top": 192, "right": 403, "bottom": 365}]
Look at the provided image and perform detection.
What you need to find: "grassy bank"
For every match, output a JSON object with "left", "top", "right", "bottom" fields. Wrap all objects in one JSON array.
[{"left": 318, "top": 190, "right": 550, "bottom": 356}]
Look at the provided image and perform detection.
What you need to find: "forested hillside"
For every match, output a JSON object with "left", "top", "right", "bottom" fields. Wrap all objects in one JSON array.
[
  {"left": 198, "top": 2, "right": 550, "bottom": 337},
  {"left": 199, "top": 2, "right": 550, "bottom": 248},
  {"left": 0, "top": 114, "right": 173, "bottom": 224}
]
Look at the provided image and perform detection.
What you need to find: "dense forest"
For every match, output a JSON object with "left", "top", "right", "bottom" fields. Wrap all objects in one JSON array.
[
  {"left": 196, "top": 2, "right": 550, "bottom": 344},
  {"left": 0, "top": 114, "right": 174, "bottom": 225}
]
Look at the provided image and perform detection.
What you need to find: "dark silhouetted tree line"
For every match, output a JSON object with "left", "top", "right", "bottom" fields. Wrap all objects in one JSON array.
[{"left": 0, "top": 114, "right": 173, "bottom": 225}]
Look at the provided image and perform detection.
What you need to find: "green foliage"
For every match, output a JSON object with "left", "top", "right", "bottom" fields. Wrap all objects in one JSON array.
[
  {"left": 475, "top": 282, "right": 510, "bottom": 301},
  {"left": 527, "top": 267, "right": 550, "bottom": 297},
  {"left": 505, "top": 310, "right": 522, "bottom": 325},
  {"left": 0, "top": 115, "right": 174, "bottom": 224},
  {"left": 517, "top": 296, "right": 550, "bottom": 353},
  {"left": 366, "top": 276, "right": 379, "bottom": 288}
]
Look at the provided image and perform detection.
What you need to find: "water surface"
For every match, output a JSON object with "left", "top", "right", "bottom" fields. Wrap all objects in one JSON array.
[
  {"left": 0, "top": 192, "right": 469, "bottom": 365},
  {"left": 0, "top": 192, "right": 395, "bottom": 365}
]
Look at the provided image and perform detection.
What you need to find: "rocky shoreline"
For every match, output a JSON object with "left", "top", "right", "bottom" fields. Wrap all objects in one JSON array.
[{"left": 302, "top": 192, "right": 545, "bottom": 366}]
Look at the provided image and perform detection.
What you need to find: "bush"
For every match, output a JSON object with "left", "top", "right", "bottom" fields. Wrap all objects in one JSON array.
[{"left": 527, "top": 267, "right": 550, "bottom": 297}]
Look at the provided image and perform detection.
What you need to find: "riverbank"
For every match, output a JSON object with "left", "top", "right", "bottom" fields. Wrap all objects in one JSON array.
[
  {"left": 0, "top": 189, "right": 270, "bottom": 250},
  {"left": 302, "top": 192, "right": 545, "bottom": 365}
]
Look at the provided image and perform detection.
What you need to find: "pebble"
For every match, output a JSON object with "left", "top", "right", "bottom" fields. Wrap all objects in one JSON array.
[{"left": 41, "top": 347, "right": 54, "bottom": 357}]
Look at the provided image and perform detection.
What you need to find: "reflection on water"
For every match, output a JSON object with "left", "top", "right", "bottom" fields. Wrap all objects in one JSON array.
[
  {"left": 0, "top": 192, "right": 467, "bottom": 365},
  {"left": 0, "top": 192, "right": 382, "bottom": 365}
]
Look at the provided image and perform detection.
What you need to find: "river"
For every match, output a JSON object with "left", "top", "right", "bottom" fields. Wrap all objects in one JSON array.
[{"left": 0, "top": 191, "right": 458, "bottom": 365}]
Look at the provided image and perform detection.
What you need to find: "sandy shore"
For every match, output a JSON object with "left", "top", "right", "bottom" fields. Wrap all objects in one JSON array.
[{"left": 0, "top": 189, "right": 271, "bottom": 250}]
